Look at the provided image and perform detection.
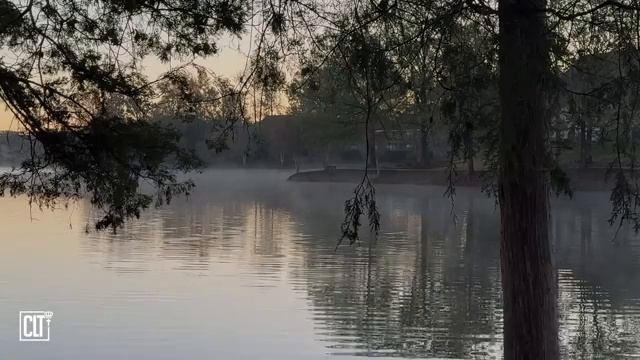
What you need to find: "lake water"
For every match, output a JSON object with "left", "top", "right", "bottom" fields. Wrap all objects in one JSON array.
[{"left": 1, "top": 169, "right": 640, "bottom": 359}]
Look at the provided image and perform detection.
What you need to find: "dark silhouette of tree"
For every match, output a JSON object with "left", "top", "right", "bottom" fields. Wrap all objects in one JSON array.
[
  {"left": 266, "top": 0, "right": 640, "bottom": 358},
  {"left": 497, "top": 0, "right": 560, "bottom": 357},
  {"left": 0, "top": 0, "right": 247, "bottom": 229},
  {"left": 440, "top": 21, "right": 498, "bottom": 176}
]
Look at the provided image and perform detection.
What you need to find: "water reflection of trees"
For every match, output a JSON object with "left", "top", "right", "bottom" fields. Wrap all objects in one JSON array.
[
  {"left": 289, "top": 189, "right": 640, "bottom": 358},
  {"left": 83, "top": 173, "right": 640, "bottom": 358},
  {"left": 553, "top": 194, "right": 640, "bottom": 358},
  {"left": 288, "top": 192, "right": 504, "bottom": 358}
]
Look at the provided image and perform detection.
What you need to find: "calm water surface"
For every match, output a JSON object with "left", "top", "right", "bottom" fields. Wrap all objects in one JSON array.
[{"left": 1, "top": 170, "right": 640, "bottom": 359}]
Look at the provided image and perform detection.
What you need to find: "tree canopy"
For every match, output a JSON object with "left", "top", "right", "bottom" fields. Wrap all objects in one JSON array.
[{"left": 0, "top": 0, "right": 247, "bottom": 229}]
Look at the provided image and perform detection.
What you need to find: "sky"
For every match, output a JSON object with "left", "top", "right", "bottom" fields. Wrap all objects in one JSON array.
[{"left": 0, "top": 36, "right": 251, "bottom": 131}]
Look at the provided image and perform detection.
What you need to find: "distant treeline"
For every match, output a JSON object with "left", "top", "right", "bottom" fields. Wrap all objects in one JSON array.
[{"left": 161, "top": 114, "right": 452, "bottom": 169}]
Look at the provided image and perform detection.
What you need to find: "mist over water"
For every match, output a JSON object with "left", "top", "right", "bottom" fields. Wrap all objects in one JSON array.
[{"left": 1, "top": 169, "right": 639, "bottom": 359}]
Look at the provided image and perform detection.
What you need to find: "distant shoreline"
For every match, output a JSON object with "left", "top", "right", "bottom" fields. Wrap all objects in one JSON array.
[{"left": 288, "top": 167, "right": 614, "bottom": 191}]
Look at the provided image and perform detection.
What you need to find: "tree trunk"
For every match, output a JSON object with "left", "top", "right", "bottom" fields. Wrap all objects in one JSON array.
[{"left": 498, "top": 0, "right": 560, "bottom": 359}]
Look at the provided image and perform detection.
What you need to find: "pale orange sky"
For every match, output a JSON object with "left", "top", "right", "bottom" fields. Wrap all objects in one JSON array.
[{"left": 0, "top": 36, "right": 251, "bottom": 131}]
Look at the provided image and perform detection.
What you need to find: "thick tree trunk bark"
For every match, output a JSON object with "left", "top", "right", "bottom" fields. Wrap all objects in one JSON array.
[{"left": 498, "top": 0, "right": 560, "bottom": 359}]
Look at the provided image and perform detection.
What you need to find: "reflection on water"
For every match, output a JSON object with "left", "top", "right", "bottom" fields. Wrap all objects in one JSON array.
[{"left": 1, "top": 170, "right": 640, "bottom": 359}]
